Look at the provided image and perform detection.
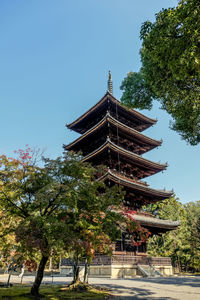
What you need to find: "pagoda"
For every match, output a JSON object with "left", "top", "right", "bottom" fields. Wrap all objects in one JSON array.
[{"left": 62, "top": 72, "right": 180, "bottom": 277}]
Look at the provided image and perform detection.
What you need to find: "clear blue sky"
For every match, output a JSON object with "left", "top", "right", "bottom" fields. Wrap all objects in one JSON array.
[{"left": 0, "top": 0, "right": 199, "bottom": 204}]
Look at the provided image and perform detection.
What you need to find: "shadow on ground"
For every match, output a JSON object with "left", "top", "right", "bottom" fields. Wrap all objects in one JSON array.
[
  {"left": 93, "top": 283, "right": 175, "bottom": 300},
  {"left": 91, "top": 276, "right": 200, "bottom": 299},
  {"left": 129, "top": 276, "right": 200, "bottom": 288}
]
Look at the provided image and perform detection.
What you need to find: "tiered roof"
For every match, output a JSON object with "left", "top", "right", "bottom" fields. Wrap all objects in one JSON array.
[
  {"left": 67, "top": 91, "right": 157, "bottom": 133},
  {"left": 65, "top": 84, "right": 178, "bottom": 233},
  {"left": 133, "top": 214, "right": 180, "bottom": 234},
  {"left": 99, "top": 169, "right": 172, "bottom": 202},
  {"left": 65, "top": 113, "right": 162, "bottom": 155},
  {"left": 82, "top": 140, "right": 167, "bottom": 177},
  {"left": 65, "top": 93, "right": 167, "bottom": 181}
]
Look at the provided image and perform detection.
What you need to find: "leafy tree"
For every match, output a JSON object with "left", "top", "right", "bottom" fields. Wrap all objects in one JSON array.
[
  {"left": 0, "top": 148, "right": 70, "bottom": 294},
  {"left": 64, "top": 205, "right": 150, "bottom": 285},
  {"left": 121, "top": 0, "right": 200, "bottom": 145},
  {"left": 147, "top": 197, "right": 200, "bottom": 272},
  {"left": 183, "top": 201, "right": 200, "bottom": 271},
  {"left": 61, "top": 177, "right": 124, "bottom": 285},
  {"left": 0, "top": 147, "right": 152, "bottom": 293},
  {"left": 0, "top": 148, "right": 125, "bottom": 295},
  {"left": 146, "top": 197, "right": 190, "bottom": 269},
  {"left": 0, "top": 210, "right": 18, "bottom": 269}
]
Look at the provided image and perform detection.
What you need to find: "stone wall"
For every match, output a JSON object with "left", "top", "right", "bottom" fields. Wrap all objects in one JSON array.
[{"left": 60, "top": 263, "right": 173, "bottom": 277}]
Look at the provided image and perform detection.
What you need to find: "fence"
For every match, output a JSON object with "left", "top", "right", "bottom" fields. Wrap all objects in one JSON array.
[{"left": 61, "top": 254, "right": 171, "bottom": 266}]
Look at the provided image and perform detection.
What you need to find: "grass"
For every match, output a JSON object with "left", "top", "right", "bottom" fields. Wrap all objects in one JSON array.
[{"left": 0, "top": 284, "right": 110, "bottom": 299}]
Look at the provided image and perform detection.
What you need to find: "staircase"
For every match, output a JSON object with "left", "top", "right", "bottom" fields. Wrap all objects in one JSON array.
[{"left": 138, "top": 264, "right": 162, "bottom": 277}]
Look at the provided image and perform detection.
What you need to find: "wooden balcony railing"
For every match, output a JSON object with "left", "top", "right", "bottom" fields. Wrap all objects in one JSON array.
[
  {"left": 111, "top": 255, "right": 171, "bottom": 266},
  {"left": 61, "top": 254, "right": 171, "bottom": 266}
]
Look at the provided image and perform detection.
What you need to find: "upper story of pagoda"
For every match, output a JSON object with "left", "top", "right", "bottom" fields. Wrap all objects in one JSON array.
[
  {"left": 64, "top": 91, "right": 165, "bottom": 181},
  {"left": 65, "top": 73, "right": 173, "bottom": 208},
  {"left": 67, "top": 91, "right": 157, "bottom": 134},
  {"left": 65, "top": 112, "right": 162, "bottom": 156}
]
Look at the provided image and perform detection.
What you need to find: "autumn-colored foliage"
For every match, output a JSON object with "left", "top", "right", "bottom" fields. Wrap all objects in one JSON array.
[
  {"left": 0, "top": 146, "right": 151, "bottom": 293},
  {"left": 0, "top": 148, "right": 123, "bottom": 294}
]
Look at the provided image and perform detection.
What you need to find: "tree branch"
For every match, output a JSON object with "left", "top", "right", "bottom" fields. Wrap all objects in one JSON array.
[{"left": 0, "top": 191, "right": 29, "bottom": 218}]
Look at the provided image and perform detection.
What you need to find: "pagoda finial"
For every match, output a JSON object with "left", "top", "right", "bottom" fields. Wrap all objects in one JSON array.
[{"left": 107, "top": 70, "right": 113, "bottom": 94}]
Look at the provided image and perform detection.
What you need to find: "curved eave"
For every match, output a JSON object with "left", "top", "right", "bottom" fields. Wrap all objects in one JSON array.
[
  {"left": 108, "top": 114, "right": 161, "bottom": 146},
  {"left": 64, "top": 113, "right": 162, "bottom": 151},
  {"left": 133, "top": 214, "right": 180, "bottom": 230},
  {"left": 99, "top": 170, "right": 173, "bottom": 199},
  {"left": 67, "top": 91, "right": 157, "bottom": 133},
  {"left": 82, "top": 140, "right": 167, "bottom": 171}
]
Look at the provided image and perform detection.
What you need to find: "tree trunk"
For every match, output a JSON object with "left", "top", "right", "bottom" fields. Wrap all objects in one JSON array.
[
  {"left": 83, "top": 259, "right": 89, "bottom": 284},
  {"left": 6, "top": 270, "right": 12, "bottom": 287},
  {"left": 73, "top": 265, "right": 80, "bottom": 284},
  {"left": 72, "top": 257, "right": 80, "bottom": 284},
  {"left": 31, "top": 254, "right": 48, "bottom": 296}
]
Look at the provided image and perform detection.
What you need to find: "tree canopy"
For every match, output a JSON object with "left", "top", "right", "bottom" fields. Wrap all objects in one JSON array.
[
  {"left": 120, "top": 0, "right": 200, "bottom": 145},
  {"left": 146, "top": 196, "right": 200, "bottom": 272},
  {"left": 0, "top": 148, "right": 124, "bottom": 294},
  {"left": 0, "top": 147, "right": 148, "bottom": 294}
]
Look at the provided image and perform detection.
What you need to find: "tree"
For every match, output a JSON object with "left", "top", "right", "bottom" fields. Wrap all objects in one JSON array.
[
  {"left": 61, "top": 176, "right": 124, "bottom": 285},
  {"left": 183, "top": 201, "right": 200, "bottom": 271},
  {"left": 0, "top": 147, "right": 152, "bottom": 293},
  {"left": 146, "top": 197, "right": 200, "bottom": 272},
  {"left": 120, "top": 0, "right": 200, "bottom": 145},
  {"left": 0, "top": 148, "right": 70, "bottom": 294},
  {"left": 0, "top": 209, "right": 18, "bottom": 270},
  {"left": 0, "top": 148, "right": 124, "bottom": 295},
  {"left": 146, "top": 197, "right": 188, "bottom": 269}
]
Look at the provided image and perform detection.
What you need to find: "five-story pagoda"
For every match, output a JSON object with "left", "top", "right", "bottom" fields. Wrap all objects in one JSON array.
[{"left": 63, "top": 72, "right": 179, "bottom": 276}]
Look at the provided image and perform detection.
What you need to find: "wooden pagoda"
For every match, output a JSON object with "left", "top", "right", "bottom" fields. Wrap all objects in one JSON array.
[{"left": 62, "top": 73, "right": 179, "bottom": 276}]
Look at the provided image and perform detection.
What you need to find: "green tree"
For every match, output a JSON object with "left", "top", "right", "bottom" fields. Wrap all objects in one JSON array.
[
  {"left": 0, "top": 148, "right": 124, "bottom": 295},
  {"left": 61, "top": 177, "right": 123, "bottom": 285},
  {"left": 184, "top": 201, "right": 200, "bottom": 271},
  {"left": 64, "top": 205, "right": 150, "bottom": 286},
  {"left": 147, "top": 197, "right": 200, "bottom": 272},
  {"left": 121, "top": 0, "right": 200, "bottom": 145},
  {"left": 146, "top": 197, "right": 186, "bottom": 265},
  {"left": 0, "top": 209, "right": 18, "bottom": 269}
]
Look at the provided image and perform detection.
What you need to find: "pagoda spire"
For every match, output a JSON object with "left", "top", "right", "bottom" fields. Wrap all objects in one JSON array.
[{"left": 107, "top": 70, "right": 113, "bottom": 94}]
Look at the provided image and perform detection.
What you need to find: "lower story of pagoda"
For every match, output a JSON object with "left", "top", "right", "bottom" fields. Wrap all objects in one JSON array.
[
  {"left": 60, "top": 210, "right": 180, "bottom": 278},
  {"left": 60, "top": 253, "right": 174, "bottom": 277}
]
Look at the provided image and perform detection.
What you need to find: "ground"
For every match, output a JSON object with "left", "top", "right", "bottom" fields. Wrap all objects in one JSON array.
[{"left": 0, "top": 274, "right": 200, "bottom": 299}]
